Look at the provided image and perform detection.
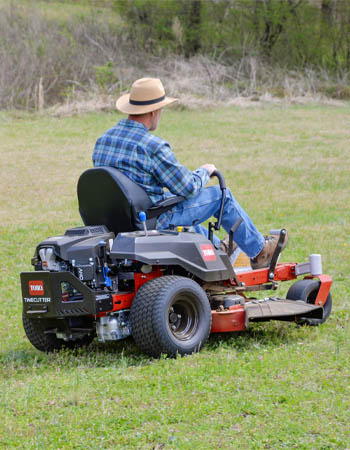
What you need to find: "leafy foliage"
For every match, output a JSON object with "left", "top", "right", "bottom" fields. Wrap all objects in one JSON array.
[{"left": 115, "top": 0, "right": 350, "bottom": 70}]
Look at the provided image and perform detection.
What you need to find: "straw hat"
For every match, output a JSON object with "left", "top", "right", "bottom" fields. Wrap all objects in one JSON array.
[{"left": 116, "top": 78, "right": 178, "bottom": 115}]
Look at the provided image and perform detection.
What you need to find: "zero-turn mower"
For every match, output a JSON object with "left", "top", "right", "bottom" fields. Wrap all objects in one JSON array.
[{"left": 21, "top": 168, "right": 332, "bottom": 357}]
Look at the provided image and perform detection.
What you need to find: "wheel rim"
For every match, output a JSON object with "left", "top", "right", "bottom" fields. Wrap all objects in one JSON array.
[{"left": 168, "top": 294, "right": 199, "bottom": 341}]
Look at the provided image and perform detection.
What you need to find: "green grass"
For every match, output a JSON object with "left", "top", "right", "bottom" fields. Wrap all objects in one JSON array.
[
  {"left": 0, "top": 104, "right": 350, "bottom": 449},
  {"left": 0, "top": 0, "right": 116, "bottom": 22}
]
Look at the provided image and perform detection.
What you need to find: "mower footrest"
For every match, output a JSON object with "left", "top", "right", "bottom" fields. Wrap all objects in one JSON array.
[{"left": 245, "top": 298, "right": 323, "bottom": 326}]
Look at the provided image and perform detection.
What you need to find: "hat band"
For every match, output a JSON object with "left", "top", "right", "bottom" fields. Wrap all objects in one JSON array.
[{"left": 129, "top": 95, "right": 165, "bottom": 106}]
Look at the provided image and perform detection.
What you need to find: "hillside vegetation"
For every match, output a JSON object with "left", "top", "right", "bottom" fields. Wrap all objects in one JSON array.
[{"left": 1, "top": 0, "right": 350, "bottom": 110}]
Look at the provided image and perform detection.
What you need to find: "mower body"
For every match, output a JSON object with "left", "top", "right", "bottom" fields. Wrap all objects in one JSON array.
[
  {"left": 20, "top": 167, "right": 333, "bottom": 357},
  {"left": 21, "top": 225, "right": 332, "bottom": 355}
]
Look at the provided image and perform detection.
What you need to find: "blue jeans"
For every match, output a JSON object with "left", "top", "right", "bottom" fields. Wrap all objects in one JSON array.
[{"left": 158, "top": 186, "right": 264, "bottom": 258}]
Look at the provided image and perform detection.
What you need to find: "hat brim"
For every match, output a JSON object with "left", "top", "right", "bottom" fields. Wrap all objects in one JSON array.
[{"left": 116, "top": 94, "right": 178, "bottom": 115}]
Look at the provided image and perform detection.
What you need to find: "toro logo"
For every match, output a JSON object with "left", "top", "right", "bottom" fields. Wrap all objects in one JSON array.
[
  {"left": 200, "top": 244, "right": 217, "bottom": 262},
  {"left": 29, "top": 280, "right": 45, "bottom": 296}
]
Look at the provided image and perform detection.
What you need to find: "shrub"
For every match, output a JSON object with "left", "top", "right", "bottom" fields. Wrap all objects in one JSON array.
[{"left": 0, "top": 4, "right": 125, "bottom": 109}]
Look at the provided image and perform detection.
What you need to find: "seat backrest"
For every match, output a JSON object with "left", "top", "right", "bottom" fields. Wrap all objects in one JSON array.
[{"left": 77, "top": 167, "right": 157, "bottom": 234}]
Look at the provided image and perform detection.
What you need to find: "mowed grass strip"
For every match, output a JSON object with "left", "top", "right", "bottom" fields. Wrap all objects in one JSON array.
[{"left": 0, "top": 104, "right": 349, "bottom": 449}]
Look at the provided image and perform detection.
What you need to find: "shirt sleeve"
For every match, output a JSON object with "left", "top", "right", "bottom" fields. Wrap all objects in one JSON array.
[{"left": 152, "top": 142, "right": 210, "bottom": 198}]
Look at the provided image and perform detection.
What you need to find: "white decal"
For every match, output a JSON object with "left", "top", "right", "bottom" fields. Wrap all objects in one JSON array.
[
  {"left": 30, "top": 285, "right": 43, "bottom": 292},
  {"left": 24, "top": 297, "right": 51, "bottom": 303},
  {"left": 96, "top": 294, "right": 110, "bottom": 301}
]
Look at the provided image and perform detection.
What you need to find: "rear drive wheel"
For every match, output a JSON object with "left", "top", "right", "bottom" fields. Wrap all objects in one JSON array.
[
  {"left": 130, "top": 276, "right": 212, "bottom": 357},
  {"left": 23, "top": 314, "right": 94, "bottom": 352},
  {"left": 286, "top": 279, "right": 332, "bottom": 326}
]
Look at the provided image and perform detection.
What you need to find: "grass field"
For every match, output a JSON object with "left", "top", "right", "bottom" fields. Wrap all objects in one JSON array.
[
  {"left": 0, "top": 104, "right": 349, "bottom": 449},
  {"left": 0, "top": 0, "right": 114, "bottom": 20}
]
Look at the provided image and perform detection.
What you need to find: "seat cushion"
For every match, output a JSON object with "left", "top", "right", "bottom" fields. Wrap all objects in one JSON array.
[{"left": 77, "top": 167, "right": 156, "bottom": 234}]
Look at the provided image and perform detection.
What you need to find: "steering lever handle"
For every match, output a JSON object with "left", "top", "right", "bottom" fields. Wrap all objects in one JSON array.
[
  {"left": 207, "top": 170, "right": 226, "bottom": 232},
  {"left": 211, "top": 170, "right": 226, "bottom": 190}
]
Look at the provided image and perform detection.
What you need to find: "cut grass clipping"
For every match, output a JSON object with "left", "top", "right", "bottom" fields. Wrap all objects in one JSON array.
[{"left": 0, "top": 104, "right": 349, "bottom": 449}]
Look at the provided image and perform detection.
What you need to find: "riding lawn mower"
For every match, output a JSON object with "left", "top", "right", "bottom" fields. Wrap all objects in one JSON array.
[{"left": 20, "top": 168, "right": 333, "bottom": 357}]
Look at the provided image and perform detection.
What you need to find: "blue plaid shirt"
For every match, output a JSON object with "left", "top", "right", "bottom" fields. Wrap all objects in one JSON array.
[{"left": 93, "top": 119, "right": 210, "bottom": 228}]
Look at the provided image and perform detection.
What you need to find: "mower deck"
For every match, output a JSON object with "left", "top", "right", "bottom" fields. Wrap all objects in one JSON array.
[{"left": 211, "top": 298, "right": 324, "bottom": 333}]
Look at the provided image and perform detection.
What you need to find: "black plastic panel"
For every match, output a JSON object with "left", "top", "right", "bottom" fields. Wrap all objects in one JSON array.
[
  {"left": 21, "top": 271, "right": 114, "bottom": 318},
  {"left": 110, "top": 231, "right": 234, "bottom": 282}
]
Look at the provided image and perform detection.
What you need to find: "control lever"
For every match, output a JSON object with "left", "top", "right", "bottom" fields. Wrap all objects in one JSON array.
[
  {"left": 268, "top": 229, "right": 287, "bottom": 281},
  {"left": 208, "top": 170, "right": 226, "bottom": 243},
  {"left": 139, "top": 211, "right": 148, "bottom": 236}
]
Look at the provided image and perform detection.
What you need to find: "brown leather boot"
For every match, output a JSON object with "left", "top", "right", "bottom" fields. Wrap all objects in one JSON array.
[
  {"left": 219, "top": 235, "right": 237, "bottom": 257},
  {"left": 250, "top": 233, "right": 288, "bottom": 270}
]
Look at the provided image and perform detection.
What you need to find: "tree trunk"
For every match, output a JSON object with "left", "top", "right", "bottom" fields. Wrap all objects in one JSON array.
[{"left": 184, "top": 0, "right": 202, "bottom": 58}]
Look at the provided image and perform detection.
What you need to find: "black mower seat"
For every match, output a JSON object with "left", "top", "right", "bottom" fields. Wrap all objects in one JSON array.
[{"left": 77, "top": 166, "right": 184, "bottom": 235}]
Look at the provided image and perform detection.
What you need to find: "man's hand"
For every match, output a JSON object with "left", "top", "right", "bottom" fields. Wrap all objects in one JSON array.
[{"left": 201, "top": 164, "right": 217, "bottom": 176}]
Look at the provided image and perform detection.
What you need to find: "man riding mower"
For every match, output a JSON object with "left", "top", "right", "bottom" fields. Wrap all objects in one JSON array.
[{"left": 20, "top": 79, "right": 332, "bottom": 357}]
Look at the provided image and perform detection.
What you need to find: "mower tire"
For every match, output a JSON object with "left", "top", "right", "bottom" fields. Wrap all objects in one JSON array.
[
  {"left": 22, "top": 314, "right": 94, "bottom": 352},
  {"left": 130, "top": 276, "right": 212, "bottom": 357},
  {"left": 286, "top": 279, "right": 332, "bottom": 326}
]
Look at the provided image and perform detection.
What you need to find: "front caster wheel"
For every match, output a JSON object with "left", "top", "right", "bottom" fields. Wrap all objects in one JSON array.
[
  {"left": 130, "top": 276, "right": 212, "bottom": 357},
  {"left": 286, "top": 279, "right": 332, "bottom": 326}
]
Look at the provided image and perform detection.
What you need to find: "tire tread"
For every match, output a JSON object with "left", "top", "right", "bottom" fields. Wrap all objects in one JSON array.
[
  {"left": 23, "top": 314, "right": 94, "bottom": 352},
  {"left": 286, "top": 279, "right": 332, "bottom": 325},
  {"left": 130, "top": 276, "right": 211, "bottom": 357},
  {"left": 23, "top": 314, "right": 64, "bottom": 352}
]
